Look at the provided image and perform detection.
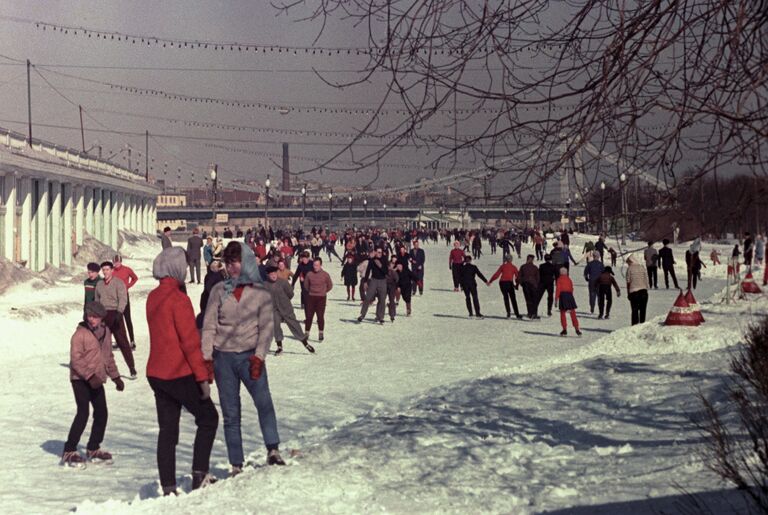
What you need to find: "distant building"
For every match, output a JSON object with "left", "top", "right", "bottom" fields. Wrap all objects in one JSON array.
[{"left": 157, "top": 193, "right": 187, "bottom": 207}]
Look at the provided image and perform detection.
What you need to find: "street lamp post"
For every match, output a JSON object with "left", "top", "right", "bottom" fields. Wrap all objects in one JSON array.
[
  {"left": 565, "top": 197, "right": 571, "bottom": 232},
  {"left": 620, "top": 173, "right": 627, "bottom": 244},
  {"left": 328, "top": 191, "right": 333, "bottom": 222},
  {"left": 363, "top": 197, "right": 368, "bottom": 221},
  {"left": 383, "top": 203, "right": 387, "bottom": 225},
  {"left": 348, "top": 194, "right": 353, "bottom": 222},
  {"left": 301, "top": 184, "right": 307, "bottom": 230},
  {"left": 264, "top": 175, "right": 271, "bottom": 230},
  {"left": 600, "top": 181, "right": 606, "bottom": 234},
  {"left": 210, "top": 164, "right": 218, "bottom": 235}
]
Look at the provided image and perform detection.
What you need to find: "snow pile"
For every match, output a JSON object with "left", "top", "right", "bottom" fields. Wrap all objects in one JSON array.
[{"left": 0, "top": 257, "right": 40, "bottom": 294}]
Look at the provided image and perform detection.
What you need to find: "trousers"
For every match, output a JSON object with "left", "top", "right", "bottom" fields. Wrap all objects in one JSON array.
[
  {"left": 628, "top": 289, "right": 649, "bottom": 325},
  {"left": 499, "top": 281, "right": 520, "bottom": 317},
  {"left": 463, "top": 286, "right": 481, "bottom": 315},
  {"left": 360, "top": 278, "right": 387, "bottom": 321},
  {"left": 104, "top": 310, "right": 135, "bottom": 372},
  {"left": 304, "top": 295, "right": 327, "bottom": 332},
  {"left": 148, "top": 375, "right": 219, "bottom": 487},
  {"left": 65, "top": 380, "right": 107, "bottom": 453}
]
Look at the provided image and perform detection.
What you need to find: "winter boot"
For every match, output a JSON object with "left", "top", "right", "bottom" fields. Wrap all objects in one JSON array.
[
  {"left": 129, "top": 368, "right": 138, "bottom": 379},
  {"left": 390, "top": 316, "right": 395, "bottom": 322},
  {"left": 318, "top": 331, "right": 324, "bottom": 342},
  {"left": 87, "top": 449, "right": 113, "bottom": 464},
  {"left": 230, "top": 465, "right": 243, "bottom": 478},
  {"left": 357, "top": 316, "right": 364, "bottom": 323},
  {"left": 575, "top": 329, "right": 582, "bottom": 336},
  {"left": 192, "top": 471, "right": 217, "bottom": 490},
  {"left": 267, "top": 449, "right": 286, "bottom": 466},
  {"left": 274, "top": 342, "right": 283, "bottom": 356},
  {"left": 162, "top": 485, "right": 178, "bottom": 496},
  {"left": 61, "top": 451, "right": 86, "bottom": 468},
  {"left": 559, "top": 330, "right": 567, "bottom": 337},
  {"left": 302, "top": 339, "right": 315, "bottom": 353},
  {"left": 406, "top": 303, "right": 411, "bottom": 316}
]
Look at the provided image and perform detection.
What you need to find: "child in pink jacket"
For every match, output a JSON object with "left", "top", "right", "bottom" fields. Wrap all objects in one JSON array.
[{"left": 62, "top": 301, "right": 124, "bottom": 467}]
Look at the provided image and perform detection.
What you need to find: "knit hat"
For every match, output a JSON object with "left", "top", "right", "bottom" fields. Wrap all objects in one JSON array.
[
  {"left": 84, "top": 301, "right": 107, "bottom": 318},
  {"left": 152, "top": 247, "right": 188, "bottom": 284}
]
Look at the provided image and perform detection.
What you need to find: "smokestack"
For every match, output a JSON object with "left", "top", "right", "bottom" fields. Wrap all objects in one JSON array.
[{"left": 282, "top": 143, "right": 290, "bottom": 192}]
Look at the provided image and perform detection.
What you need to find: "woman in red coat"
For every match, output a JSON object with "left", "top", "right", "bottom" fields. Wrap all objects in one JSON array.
[
  {"left": 146, "top": 247, "right": 219, "bottom": 495},
  {"left": 555, "top": 268, "right": 582, "bottom": 337}
]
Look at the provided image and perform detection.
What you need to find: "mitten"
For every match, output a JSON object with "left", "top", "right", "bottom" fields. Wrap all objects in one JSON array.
[
  {"left": 87, "top": 375, "right": 102, "bottom": 389},
  {"left": 205, "top": 360, "right": 215, "bottom": 384},
  {"left": 113, "top": 376, "right": 125, "bottom": 391},
  {"left": 198, "top": 381, "right": 211, "bottom": 400},
  {"left": 249, "top": 355, "right": 264, "bottom": 380}
]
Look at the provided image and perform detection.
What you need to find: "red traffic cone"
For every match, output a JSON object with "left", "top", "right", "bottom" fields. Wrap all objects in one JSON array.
[
  {"left": 684, "top": 289, "right": 705, "bottom": 323},
  {"left": 742, "top": 272, "right": 762, "bottom": 294},
  {"left": 665, "top": 292, "right": 701, "bottom": 326}
]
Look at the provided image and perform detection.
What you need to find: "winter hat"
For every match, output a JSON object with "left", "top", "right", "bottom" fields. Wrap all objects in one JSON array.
[
  {"left": 152, "top": 247, "right": 188, "bottom": 284},
  {"left": 86, "top": 262, "right": 100, "bottom": 272},
  {"left": 84, "top": 301, "right": 107, "bottom": 318},
  {"left": 626, "top": 254, "right": 636, "bottom": 264}
]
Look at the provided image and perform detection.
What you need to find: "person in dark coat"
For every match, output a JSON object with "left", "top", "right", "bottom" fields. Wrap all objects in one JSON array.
[
  {"left": 341, "top": 255, "right": 359, "bottom": 301},
  {"left": 658, "top": 239, "right": 680, "bottom": 289},
  {"left": 196, "top": 260, "right": 226, "bottom": 330},
  {"left": 291, "top": 251, "right": 314, "bottom": 309},
  {"left": 583, "top": 251, "right": 604, "bottom": 314},
  {"left": 160, "top": 227, "right": 173, "bottom": 249},
  {"left": 519, "top": 254, "right": 540, "bottom": 319},
  {"left": 537, "top": 254, "right": 556, "bottom": 317},
  {"left": 396, "top": 262, "right": 414, "bottom": 316},
  {"left": 408, "top": 240, "right": 426, "bottom": 296},
  {"left": 596, "top": 266, "right": 621, "bottom": 319},
  {"left": 459, "top": 255, "right": 489, "bottom": 317}
]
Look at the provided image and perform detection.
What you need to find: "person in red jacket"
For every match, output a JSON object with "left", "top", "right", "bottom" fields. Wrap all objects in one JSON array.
[
  {"left": 112, "top": 255, "right": 139, "bottom": 350},
  {"left": 555, "top": 268, "right": 581, "bottom": 336},
  {"left": 449, "top": 241, "right": 466, "bottom": 292},
  {"left": 146, "top": 247, "right": 219, "bottom": 495},
  {"left": 488, "top": 254, "right": 523, "bottom": 319}
]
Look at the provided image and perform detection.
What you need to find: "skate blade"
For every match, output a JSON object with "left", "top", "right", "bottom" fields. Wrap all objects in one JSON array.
[
  {"left": 61, "top": 461, "right": 87, "bottom": 470},
  {"left": 88, "top": 458, "right": 114, "bottom": 465}
]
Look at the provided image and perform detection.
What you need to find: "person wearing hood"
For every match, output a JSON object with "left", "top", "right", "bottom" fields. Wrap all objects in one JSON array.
[
  {"left": 202, "top": 241, "right": 284, "bottom": 474},
  {"left": 596, "top": 266, "right": 621, "bottom": 319},
  {"left": 146, "top": 247, "right": 219, "bottom": 494},
  {"left": 62, "top": 301, "right": 124, "bottom": 468},
  {"left": 583, "top": 251, "right": 604, "bottom": 315},
  {"left": 263, "top": 265, "right": 315, "bottom": 355},
  {"left": 625, "top": 254, "right": 650, "bottom": 325}
]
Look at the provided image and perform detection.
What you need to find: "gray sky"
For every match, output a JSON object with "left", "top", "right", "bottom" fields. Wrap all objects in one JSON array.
[{"left": 0, "top": 0, "right": 470, "bottom": 192}]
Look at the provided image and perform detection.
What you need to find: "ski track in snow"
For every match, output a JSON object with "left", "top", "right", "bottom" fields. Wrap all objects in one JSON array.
[{"left": 0, "top": 234, "right": 761, "bottom": 514}]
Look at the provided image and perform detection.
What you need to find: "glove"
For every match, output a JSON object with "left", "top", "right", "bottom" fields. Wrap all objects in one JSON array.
[
  {"left": 87, "top": 375, "right": 102, "bottom": 389},
  {"left": 113, "top": 376, "right": 125, "bottom": 391},
  {"left": 205, "top": 360, "right": 215, "bottom": 384},
  {"left": 249, "top": 355, "right": 264, "bottom": 380},
  {"left": 198, "top": 381, "right": 211, "bottom": 400}
]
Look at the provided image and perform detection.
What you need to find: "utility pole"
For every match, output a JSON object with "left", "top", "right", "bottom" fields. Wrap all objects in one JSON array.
[
  {"left": 26, "top": 59, "right": 32, "bottom": 145},
  {"left": 145, "top": 130, "right": 149, "bottom": 181},
  {"left": 79, "top": 105, "right": 85, "bottom": 152}
]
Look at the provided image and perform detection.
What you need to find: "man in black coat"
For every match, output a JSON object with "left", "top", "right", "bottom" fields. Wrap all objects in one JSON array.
[
  {"left": 186, "top": 228, "right": 204, "bottom": 284},
  {"left": 658, "top": 239, "right": 680, "bottom": 289},
  {"left": 408, "top": 240, "right": 426, "bottom": 296},
  {"left": 537, "top": 254, "right": 557, "bottom": 317},
  {"left": 459, "top": 255, "right": 489, "bottom": 318}
]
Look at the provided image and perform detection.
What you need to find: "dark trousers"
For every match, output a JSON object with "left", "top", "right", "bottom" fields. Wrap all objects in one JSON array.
[
  {"left": 588, "top": 281, "right": 599, "bottom": 312},
  {"left": 451, "top": 264, "right": 462, "bottom": 289},
  {"left": 463, "top": 286, "right": 481, "bottom": 315},
  {"left": 189, "top": 259, "right": 201, "bottom": 284},
  {"left": 663, "top": 265, "right": 679, "bottom": 289},
  {"left": 387, "top": 288, "right": 398, "bottom": 319},
  {"left": 148, "top": 375, "right": 219, "bottom": 488},
  {"left": 535, "top": 244, "right": 543, "bottom": 261},
  {"left": 65, "top": 380, "right": 107, "bottom": 453},
  {"left": 300, "top": 286, "right": 308, "bottom": 309},
  {"left": 538, "top": 282, "right": 554, "bottom": 315},
  {"left": 499, "top": 281, "right": 520, "bottom": 317},
  {"left": 104, "top": 310, "right": 135, "bottom": 372},
  {"left": 628, "top": 289, "right": 649, "bottom": 325},
  {"left": 304, "top": 295, "right": 327, "bottom": 332},
  {"left": 124, "top": 297, "right": 135, "bottom": 343},
  {"left": 647, "top": 266, "right": 658, "bottom": 289},
  {"left": 597, "top": 284, "right": 613, "bottom": 317},
  {"left": 522, "top": 283, "right": 538, "bottom": 317},
  {"left": 687, "top": 268, "right": 699, "bottom": 290}
]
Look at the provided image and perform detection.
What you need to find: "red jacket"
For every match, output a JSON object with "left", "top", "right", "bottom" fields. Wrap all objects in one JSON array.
[
  {"left": 555, "top": 275, "right": 574, "bottom": 302},
  {"left": 146, "top": 277, "right": 208, "bottom": 382},
  {"left": 449, "top": 248, "right": 465, "bottom": 265},
  {"left": 489, "top": 263, "right": 519, "bottom": 284},
  {"left": 113, "top": 264, "right": 138, "bottom": 290}
]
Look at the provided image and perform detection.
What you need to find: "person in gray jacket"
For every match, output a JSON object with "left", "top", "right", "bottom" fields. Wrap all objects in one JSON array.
[
  {"left": 202, "top": 241, "right": 285, "bottom": 474},
  {"left": 95, "top": 261, "right": 136, "bottom": 377},
  {"left": 263, "top": 265, "right": 315, "bottom": 356},
  {"left": 186, "top": 228, "right": 204, "bottom": 284}
]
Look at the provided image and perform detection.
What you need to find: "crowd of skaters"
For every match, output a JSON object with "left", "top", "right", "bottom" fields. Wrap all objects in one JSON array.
[{"left": 62, "top": 221, "right": 761, "bottom": 494}]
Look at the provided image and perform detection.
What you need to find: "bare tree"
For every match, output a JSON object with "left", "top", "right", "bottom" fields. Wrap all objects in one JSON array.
[{"left": 274, "top": 0, "right": 767, "bottom": 207}]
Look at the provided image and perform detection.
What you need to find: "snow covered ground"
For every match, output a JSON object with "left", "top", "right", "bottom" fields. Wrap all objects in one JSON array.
[{"left": 0, "top": 233, "right": 761, "bottom": 514}]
